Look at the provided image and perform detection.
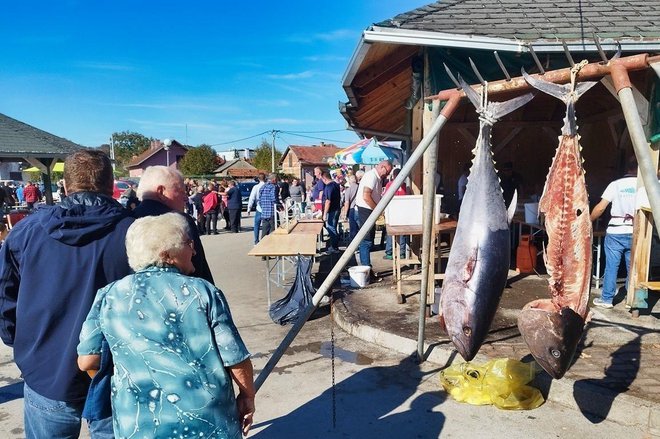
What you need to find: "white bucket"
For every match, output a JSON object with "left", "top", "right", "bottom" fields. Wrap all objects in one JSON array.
[
  {"left": 524, "top": 203, "right": 539, "bottom": 224},
  {"left": 348, "top": 266, "right": 371, "bottom": 288}
]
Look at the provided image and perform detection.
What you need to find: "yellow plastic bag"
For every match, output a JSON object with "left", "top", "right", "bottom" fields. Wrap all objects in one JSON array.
[{"left": 439, "top": 358, "right": 545, "bottom": 410}]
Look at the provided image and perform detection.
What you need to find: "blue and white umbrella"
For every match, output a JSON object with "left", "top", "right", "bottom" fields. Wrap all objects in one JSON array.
[{"left": 334, "top": 138, "right": 403, "bottom": 165}]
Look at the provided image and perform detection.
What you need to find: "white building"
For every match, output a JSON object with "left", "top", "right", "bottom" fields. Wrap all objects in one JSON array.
[{"left": 217, "top": 148, "right": 255, "bottom": 161}]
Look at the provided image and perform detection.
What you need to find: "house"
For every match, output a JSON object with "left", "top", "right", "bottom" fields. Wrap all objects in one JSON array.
[
  {"left": 213, "top": 158, "right": 262, "bottom": 180},
  {"left": 340, "top": 1, "right": 660, "bottom": 211},
  {"left": 279, "top": 144, "right": 341, "bottom": 187},
  {"left": 217, "top": 148, "right": 256, "bottom": 161},
  {"left": 126, "top": 139, "right": 188, "bottom": 178}
]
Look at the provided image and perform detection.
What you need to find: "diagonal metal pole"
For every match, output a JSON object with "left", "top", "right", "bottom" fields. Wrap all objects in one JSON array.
[
  {"left": 254, "top": 95, "right": 461, "bottom": 392},
  {"left": 417, "top": 101, "right": 441, "bottom": 361},
  {"left": 610, "top": 64, "right": 660, "bottom": 233}
]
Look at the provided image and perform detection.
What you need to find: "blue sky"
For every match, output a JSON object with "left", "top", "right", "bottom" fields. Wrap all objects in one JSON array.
[{"left": 0, "top": 1, "right": 426, "bottom": 152}]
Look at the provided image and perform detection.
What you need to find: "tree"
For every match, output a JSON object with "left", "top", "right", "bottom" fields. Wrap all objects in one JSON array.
[
  {"left": 111, "top": 131, "right": 152, "bottom": 171},
  {"left": 252, "top": 139, "right": 282, "bottom": 172},
  {"left": 179, "top": 144, "right": 219, "bottom": 176}
]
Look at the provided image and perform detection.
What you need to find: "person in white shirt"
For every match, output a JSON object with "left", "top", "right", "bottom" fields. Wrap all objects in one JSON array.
[
  {"left": 247, "top": 173, "right": 266, "bottom": 245},
  {"left": 590, "top": 159, "right": 638, "bottom": 308},
  {"left": 355, "top": 160, "right": 393, "bottom": 269}
]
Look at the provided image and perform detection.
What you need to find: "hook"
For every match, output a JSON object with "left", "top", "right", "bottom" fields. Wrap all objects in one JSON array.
[
  {"left": 593, "top": 33, "right": 609, "bottom": 63},
  {"left": 527, "top": 45, "right": 546, "bottom": 75},
  {"left": 561, "top": 40, "right": 575, "bottom": 67},
  {"left": 443, "top": 63, "right": 462, "bottom": 89},
  {"left": 468, "top": 57, "right": 486, "bottom": 85},
  {"left": 493, "top": 51, "right": 511, "bottom": 81}
]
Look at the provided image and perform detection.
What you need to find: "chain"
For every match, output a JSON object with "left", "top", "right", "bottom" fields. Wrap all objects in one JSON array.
[{"left": 330, "top": 290, "right": 336, "bottom": 429}]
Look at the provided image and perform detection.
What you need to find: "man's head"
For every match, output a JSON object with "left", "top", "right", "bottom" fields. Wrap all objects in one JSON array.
[
  {"left": 292, "top": 178, "right": 299, "bottom": 186},
  {"left": 314, "top": 167, "right": 323, "bottom": 179},
  {"left": 321, "top": 171, "right": 332, "bottom": 184},
  {"left": 228, "top": 180, "right": 236, "bottom": 188},
  {"left": 137, "top": 166, "right": 187, "bottom": 211},
  {"left": 268, "top": 173, "right": 278, "bottom": 183},
  {"left": 63, "top": 150, "right": 114, "bottom": 196},
  {"left": 376, "top": 160, "right": 393, "bottom": 178},
  {"left": 258, "top": 173, "right": 266, "bottom": 183}
]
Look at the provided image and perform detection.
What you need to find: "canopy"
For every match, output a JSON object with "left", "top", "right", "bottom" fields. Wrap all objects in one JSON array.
[
  {"left": 24, "top": 162, "right": 64, "bottom": 173},
  {"left": 334, "top": 137, "right": 403, "bottom": 165}
]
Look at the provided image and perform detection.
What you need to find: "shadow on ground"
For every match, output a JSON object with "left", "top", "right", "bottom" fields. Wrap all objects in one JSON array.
[{"left": 252, "top": 356, "right": 447, "bottom": 438}]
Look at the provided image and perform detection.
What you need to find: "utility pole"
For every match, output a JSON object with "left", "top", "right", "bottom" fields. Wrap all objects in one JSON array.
[
  {"left": 271, "top": 130, "right": 278, "bottom": 173},
  {"left": 109, "top": 134, "right": 116, "bottom": 170}
]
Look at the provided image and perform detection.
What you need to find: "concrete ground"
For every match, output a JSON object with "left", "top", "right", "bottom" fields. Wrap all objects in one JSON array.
[{"left": 0, "top": 214, "right": 656, "bottom": 438}]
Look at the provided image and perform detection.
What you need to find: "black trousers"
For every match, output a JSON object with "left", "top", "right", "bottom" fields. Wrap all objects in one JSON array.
[
  {"left": 261, "top": 216, "right": 276, "bottom": 239},
  {"left": 229, "top": 208, "right": 241, "bottom": 232},
  {"left": 205, "top": 211, "right": 218, "bottom": 234}
]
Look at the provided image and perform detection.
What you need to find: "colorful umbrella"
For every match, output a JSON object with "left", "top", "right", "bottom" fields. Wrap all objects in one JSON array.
[
  {"left": 24, "top": 162, "right": 65, "bottom": 173},
  {"left": 334, "top": 138, "right": 403, "bottom": 165}
]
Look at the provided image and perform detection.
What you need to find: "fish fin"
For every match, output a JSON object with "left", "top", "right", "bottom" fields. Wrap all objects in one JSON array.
[
  {"left": 458, "top": 75, "right": 482, "bottom": 112},
  {"left": 490, "top": 92, "right": 536, "bottom": 120},
  {"left": 522, "top": 68, "right": 572, "bottom": 101},
  {"left": 462, "top": 246, "right": 479, "bottom": 282},
  {"left": 575, "top": 81, "right": 598, "bottom": 99},
  {"left": 507, "top": 190, "right": 518, "bottom": 225}
]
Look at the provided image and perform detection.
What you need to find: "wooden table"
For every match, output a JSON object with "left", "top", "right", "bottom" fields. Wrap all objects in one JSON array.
[
  {"left": 386, "top": 220, "right": 458, "bottom": 304},
  {"left": 248, "top": 233, "right": 318, "bottom": 307}
]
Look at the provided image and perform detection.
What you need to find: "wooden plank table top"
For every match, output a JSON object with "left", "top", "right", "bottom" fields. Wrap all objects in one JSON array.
[
  {"left": 247, "top": 233, "right": 318, "bottom": 257},
  {"left": 272, "top": 219, "right": 324, "bottom": 236},
  {"left": 386, "top": 219, "right": 458, "bottom": 236}
]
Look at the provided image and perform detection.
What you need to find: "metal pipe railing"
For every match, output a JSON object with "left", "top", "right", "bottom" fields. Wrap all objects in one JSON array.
[{"left": 254, "top": 94, "right": 461, "bottom": 392}]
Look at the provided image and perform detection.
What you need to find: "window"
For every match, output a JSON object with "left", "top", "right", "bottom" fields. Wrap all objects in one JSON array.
[{"left": 288, "top": 154, "right": 293, "bottom": 167}]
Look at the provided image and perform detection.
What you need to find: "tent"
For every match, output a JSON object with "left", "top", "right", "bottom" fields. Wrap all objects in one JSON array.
[
  {"left": 25, "top": 162, "right": 64, "bottom": 173},
  {"left": 334, "top": 137, "right": 403, "bottom": 165}
]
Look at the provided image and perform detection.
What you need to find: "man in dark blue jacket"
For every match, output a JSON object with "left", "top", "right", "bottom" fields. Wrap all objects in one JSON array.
[
  {"left": 0, "top": 150, "right": 134, "bottom": 438},
  {"left": 226, "top": 180, "right": 242, "bottom": 233},
  {"left": 132, "top": 165, "right": 214, "bottom": 284}
]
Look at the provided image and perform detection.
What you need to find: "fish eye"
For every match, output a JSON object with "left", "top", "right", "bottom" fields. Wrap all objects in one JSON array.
[
  {"left": 551, "top": 349, "right": 561, "bottom": 358},
  {"left": 462, "top": 326, "right": 472, "bottom": 336}
]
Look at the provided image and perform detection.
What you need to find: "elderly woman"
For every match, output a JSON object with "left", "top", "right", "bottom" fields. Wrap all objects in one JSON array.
[{"left": 77, "top": 213, "right": 255, "bottom": 438}]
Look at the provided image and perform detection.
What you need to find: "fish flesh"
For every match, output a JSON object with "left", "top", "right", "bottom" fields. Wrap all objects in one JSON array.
[
  {"left": 440, "top": 78, "right": 534, "bottom": 361},
  {"left": 519, "top": 63, "right": 596, "bottom": 379}
]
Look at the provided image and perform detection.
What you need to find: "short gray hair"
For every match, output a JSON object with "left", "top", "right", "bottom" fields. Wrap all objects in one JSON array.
[
  {"left": 136, "top": 166, "right": 184, "bottom": 201},
  {"left": 126, "top": 213, "right": 191, "bottom": 271}
]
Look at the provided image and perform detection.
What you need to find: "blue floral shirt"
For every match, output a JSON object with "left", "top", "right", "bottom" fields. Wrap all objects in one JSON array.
[{"left": 78, "top": 266, "right": 250, "bottom": 439}]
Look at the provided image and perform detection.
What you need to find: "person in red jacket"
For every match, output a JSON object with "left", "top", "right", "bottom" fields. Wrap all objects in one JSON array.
[{"left": 23, "top": 181, "right": 41, "bottom": 209}]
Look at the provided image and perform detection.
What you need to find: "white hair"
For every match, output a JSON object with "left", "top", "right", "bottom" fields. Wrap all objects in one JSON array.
[
  {"left": 136, "top": 166, "right": 184, "bottom": 201},
  {"left": 126, "top": 213, "right": 191, "bottom": 271},
  {"left": 356, "top": 170, "right": 365, "bottom": 180}
]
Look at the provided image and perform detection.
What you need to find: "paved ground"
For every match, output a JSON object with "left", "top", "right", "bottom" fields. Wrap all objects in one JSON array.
[{"left": 0, "top": 214, "right": 657, "bottom": 438}]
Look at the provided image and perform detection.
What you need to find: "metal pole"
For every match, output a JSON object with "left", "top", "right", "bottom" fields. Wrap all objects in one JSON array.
[
  {"left": 254, "top": 96, "right": 460, "bottom": 392},
  {"left": 417, "top": 102, "right": 441, "bottom": 361},
  {"left": 611, "top": 65, "right": 660, "bottom": 232},
  {"left": 271, "top": 130, "right": 276, "bottom": 173}
]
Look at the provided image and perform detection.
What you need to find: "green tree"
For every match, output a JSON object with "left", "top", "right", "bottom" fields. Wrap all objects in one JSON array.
[
  {"left": 179, "top": 144, "right": 219, "bottom": 176},
  {"left": 252, "top": 139, "right": 282, "bottom": 172},
  {"left": 111, "top": 131, "right": 152, "bottom": 171}
]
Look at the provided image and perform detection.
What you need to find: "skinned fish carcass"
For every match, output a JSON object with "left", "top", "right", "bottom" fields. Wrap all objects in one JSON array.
[
  {"left": 440, "top": 78, "right": 534, "bottom": 361},
  {"left": 519, "top": 64, "right": 596, "bottom": 379}
]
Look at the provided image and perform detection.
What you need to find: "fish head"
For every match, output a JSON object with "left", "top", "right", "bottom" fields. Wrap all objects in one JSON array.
[
  {"left": 440, "top": 291, "right": 486, "bottom": 361},
  {"left": 518, "top": 305, "right": 585, "bottom": 379}
]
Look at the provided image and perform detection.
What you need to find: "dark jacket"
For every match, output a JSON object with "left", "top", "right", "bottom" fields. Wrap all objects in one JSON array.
[
  {"left": 132, "top": 199, "right": 214, "bottom": 284},
  {"left": 226, "top": 186, "right": 242, "bottom": 210},
  {"left": 0, "top": 192, "right": 134, "bottom": 402}
]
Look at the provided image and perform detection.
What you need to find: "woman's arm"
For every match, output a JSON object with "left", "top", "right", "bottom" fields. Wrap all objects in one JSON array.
[
  {"left": 78, "top": 354, "right": 101, "bottom": 378},
  {"left": 228, "top": 359, "right": 256, "bottom": 436}
]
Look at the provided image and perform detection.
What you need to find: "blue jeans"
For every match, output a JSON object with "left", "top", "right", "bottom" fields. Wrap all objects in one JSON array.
[
  {"left": 601, "top": 233, "right": 632, "bottom": 303},
  {"left": 253, "top": 210, "right": 262, "bottom": 244},
  {"left": 23, "top": 383, "right": 114, "bottom": 439},
  {"left": 385, "top": 234, "right": 408, "bottom": 258},
  {"left": 357, "top": 206, "right": 376, "bottom": 267},
  {"left": 325, "top": 210, "right": 340, "bottom": 250},
  {"left": 348, "top": 207, "right": 359, "bottom": 242}
]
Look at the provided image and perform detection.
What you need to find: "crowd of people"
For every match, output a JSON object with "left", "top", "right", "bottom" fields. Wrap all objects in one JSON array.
[{"left": 0, "top": 153, "right": 255, "bottom": 438}]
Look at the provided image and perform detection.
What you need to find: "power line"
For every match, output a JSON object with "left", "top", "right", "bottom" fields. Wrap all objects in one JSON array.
[
  {"left": 279, "top": 130, "right": 355, "bottom": 145},
  {"left": 209, "top": 131, "right": 270, "bottom": 147},
  {"left": 284, "top": 129, "right": 348, "bottom": 134}
]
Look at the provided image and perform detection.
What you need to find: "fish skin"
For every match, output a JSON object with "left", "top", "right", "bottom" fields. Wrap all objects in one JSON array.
[
  {"left": 519, "top": 69, "right": 594, "bottom": 379},
  {"left": 440, "top": 81, "right": 534, "bottom": 361}
]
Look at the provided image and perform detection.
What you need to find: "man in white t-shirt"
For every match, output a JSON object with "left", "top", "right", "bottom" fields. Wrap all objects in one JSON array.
[
  {"left": 355, "top": 160, "right": 393, "bottom": 268},
  {"left": 590, "top": 160, "right": 638, "bottom": 308}
]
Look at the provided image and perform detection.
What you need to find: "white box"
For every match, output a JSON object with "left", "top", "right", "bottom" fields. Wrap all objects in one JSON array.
[{"left": 385, "top": 195, "right": 443, "bottom": 226}]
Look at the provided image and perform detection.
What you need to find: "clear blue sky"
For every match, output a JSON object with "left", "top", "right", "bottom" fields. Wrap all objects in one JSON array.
[{"left": 0, "top": 1, "right": 426, "bottom": 152}]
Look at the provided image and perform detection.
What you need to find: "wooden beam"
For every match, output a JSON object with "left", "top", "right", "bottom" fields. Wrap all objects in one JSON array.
[
  {"left": 493, "top": 127, "right": 523, "bottom": 154},
  {"left": 457, "top": 127, "right": 477, "bottom": 144}
]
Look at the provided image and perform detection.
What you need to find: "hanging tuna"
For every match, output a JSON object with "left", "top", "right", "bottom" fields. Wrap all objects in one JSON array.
[
  {"left": 518, "top": 61, "right": 597, "bottom": 379},
  {"left": 439, "top": 77, "right": 534, "bottom": 361}
]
